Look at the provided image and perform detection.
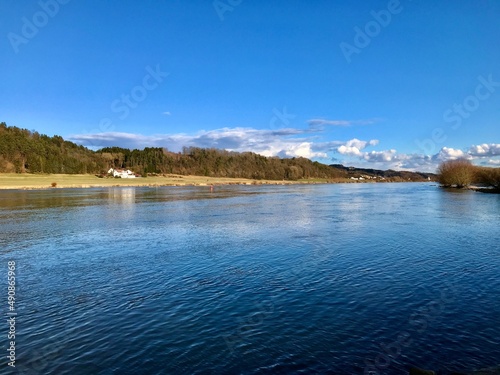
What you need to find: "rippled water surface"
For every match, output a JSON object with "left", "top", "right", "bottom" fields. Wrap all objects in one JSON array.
[{"left": 0, "top": 183, "right": 499, "bottom": 374}]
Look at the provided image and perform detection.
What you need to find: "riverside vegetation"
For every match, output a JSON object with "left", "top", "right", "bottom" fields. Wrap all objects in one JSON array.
[{"left": 437, "top": 159, "right": 500, "bottom": 193}]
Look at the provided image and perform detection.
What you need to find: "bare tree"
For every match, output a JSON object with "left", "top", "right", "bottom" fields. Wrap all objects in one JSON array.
[
  {"left": 437, "top": 159, "right": 474, "bottom": 188},
  {"left": 476, "top": 166, "right": 500, "bottom": 188}
]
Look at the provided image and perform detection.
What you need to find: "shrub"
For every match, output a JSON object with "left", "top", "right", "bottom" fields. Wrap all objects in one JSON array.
[
  {"left": 476, "top": 167, "right": 500, "bottom": 188},
  {"left": 437, "top": 159, "right": 474, "bottom": 188}
]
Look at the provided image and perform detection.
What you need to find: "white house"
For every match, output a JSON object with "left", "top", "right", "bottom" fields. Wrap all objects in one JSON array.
[{"left": 107, "top": 168, "right": 137, "bottom": 178}]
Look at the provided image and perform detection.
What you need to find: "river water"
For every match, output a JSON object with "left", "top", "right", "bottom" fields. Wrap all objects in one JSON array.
[{"left": 0, "top": 183, "right": 499, "bottom": 374}]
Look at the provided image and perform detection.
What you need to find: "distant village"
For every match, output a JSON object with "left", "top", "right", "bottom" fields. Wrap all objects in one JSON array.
[{"left": 349, "top": 175, "right": 385, "bottom": 181}]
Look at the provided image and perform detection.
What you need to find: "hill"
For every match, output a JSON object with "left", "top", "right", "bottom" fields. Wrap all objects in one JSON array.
[
  {"left": 330, "top": 164, "right": 435, "bottom": 182},
  {"left": 0, "top": 123, "right": 344, "bottom": 180},
  {"left": 0, "top": 122, "right": 434, "bottom": 181},
  {"left": 0, "top": 123, "right": 106, "bottom": 174}
]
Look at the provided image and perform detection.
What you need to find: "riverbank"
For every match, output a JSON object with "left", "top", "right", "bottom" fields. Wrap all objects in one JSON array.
[
  {"left": 441, "top": 185, "right": 500, "bottom": 194},
  {"left": 0, "top": 173, "right": 350, "bottom": 190},
  {"left": 469, "top": 186, "right": 500, "bottom": 194}
]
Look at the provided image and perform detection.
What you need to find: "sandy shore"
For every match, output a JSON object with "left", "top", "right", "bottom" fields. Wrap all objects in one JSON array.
[{"left": 0, "top": 173, "right": 344, "bottom": 190}]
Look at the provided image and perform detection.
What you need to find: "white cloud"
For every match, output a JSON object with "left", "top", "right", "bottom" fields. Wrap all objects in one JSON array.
[
  {"left": 276, "top": 142, "right": 328, "bottom": 159},
  {"left": 335, "top": 138, "right": 380, "bottom": 157},
  {"left": 337, "top": 145, "right": 362, "bottom": 156},
  {"left": 162, "top": 111, "right": 171, "bottom": 116},
  {"left": 468, "top": 143, "right": 500, "bottom": 157},
  {"left": 347, "top": 138, "right": 379, "bottom": 149},
  {"left": 433, "top": 147, "right": 471, "bottom": 162},
  {"left": 363, "top": 149, "right": 398, "bottom": 163}
]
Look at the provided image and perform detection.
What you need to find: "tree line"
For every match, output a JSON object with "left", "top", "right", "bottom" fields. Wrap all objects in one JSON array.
[
  {"left": 0, "top": 123, "right": 346, "bottom": 180},
  {"left": 98, "top": 146, "right": 347, "bottom": 180},
  {"left": 0, "top": 123, "right": 107, "bottom": 174}
]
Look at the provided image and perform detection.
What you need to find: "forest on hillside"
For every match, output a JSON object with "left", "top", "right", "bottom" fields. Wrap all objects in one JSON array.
[
  {"left": 0, "top": 123, "right": 346, "bottom": 180},
  {"left": 0, "top": 123, "right": 107, "bottom": 174}
]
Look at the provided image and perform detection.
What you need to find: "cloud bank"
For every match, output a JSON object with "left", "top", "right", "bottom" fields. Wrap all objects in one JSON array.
[
  {"left": 69, "top": 127, "right": 500, "bottom": 173},
  {"left": 70, "top": 127, "right": 329, "bottom": 159}
]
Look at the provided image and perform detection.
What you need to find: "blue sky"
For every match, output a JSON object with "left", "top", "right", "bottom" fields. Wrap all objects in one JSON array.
[{"left": 1, "top": 0, "right": 499, "bottom": 172}]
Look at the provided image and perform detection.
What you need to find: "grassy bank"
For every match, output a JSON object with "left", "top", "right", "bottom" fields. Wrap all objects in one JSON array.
[{"left": 0, "top": 173, "right": 348, "bottom": 190}]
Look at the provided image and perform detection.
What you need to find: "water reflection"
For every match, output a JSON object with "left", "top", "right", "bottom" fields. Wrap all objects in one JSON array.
[
  {"left": 437, "top": 188, "right": 500, "bottom": 223},
  {"left": 108, "top": 187, "right": 136, "bottom": 204}
]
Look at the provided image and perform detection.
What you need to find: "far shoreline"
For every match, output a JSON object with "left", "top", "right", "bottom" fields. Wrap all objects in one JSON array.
[{"left": 0, "top": 173, "right": 433, "bottom": 191}]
